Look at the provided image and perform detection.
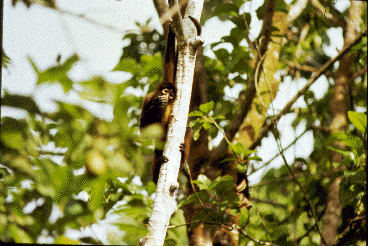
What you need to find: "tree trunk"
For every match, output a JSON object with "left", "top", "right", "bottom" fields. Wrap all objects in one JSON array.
[{"left": 320, "top": 1, "right": 364, "bottom": 245}]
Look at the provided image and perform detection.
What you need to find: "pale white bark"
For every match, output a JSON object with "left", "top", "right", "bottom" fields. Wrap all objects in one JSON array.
[{"left": 140, "top": 0, "right": 204, "bottom": 245}]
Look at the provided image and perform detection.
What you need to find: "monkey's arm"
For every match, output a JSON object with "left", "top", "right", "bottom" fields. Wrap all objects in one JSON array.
[
  {"left": 180, "top": 127, "right": 193, "bottom": 168},
  {"left": 139, "top": 92, "right": 169, "bottom": 129}
]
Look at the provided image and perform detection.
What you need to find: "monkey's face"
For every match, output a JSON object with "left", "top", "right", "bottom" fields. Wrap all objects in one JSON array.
[{"left": 161, "top": 88, "right": 175, "bottom": 101}]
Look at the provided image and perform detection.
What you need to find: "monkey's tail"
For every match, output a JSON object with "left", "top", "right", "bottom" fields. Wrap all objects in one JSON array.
[{"left": 188, "top": 16, "right": 202, "bottom": 36}]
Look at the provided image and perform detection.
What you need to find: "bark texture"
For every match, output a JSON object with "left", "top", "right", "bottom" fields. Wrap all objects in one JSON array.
[{"left": 321, "top": 1, "right": 365, "bottom": 245}]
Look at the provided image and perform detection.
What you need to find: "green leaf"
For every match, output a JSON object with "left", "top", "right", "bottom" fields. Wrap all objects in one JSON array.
[
  {"left": 178, "top": 193, "right": 198, "bottom": 207},
  {"left": 113, "top": 57, "right": 139, "bottom": 73},
  {"left": 2, "top": 49, "right": 11, "bottom": 68},
  {"left": 9, "top": 224, "right": 33, "bottom": 243},
  {"left": 62, "top": 54, "right": 79, "bottom": 70},
  {"left": 202, "top": 121, "right": 212, "bottom": 129},
  {"left": 214, "top": 48, "right": 230, "bottom": 62},
  {"left": 219, "top": 156, "right": 238, "bottom": 164},
  {"left": 211, "top": 175, "right": 235, "bottom": 197},
  {"left": 108, "top": 151, "right": 132, "bottom": 174},
  {"left": 141, "top": 54, "right": 162, "bottom": 77},
  {"left": 193, "top": 174, "right": 212, "bottom": 190},
  {"left": 52, "top": 165, "right": 73, "bottom": 202},
  {"left": 249, "top": 155, "right": 262, "bottom": 161},
  {"left": 199, "top": 101, "right": 214, "bottom": 114},
  {"left": 256, "top": 4, "right": 265, "bottom": 20},
  {"left": 295, "top": 212, "right": 309, "bottom": 237},
  {"left": 0, "top": 117, "right": 27, "bottom": 150},
  {"left": 275, "top": 0, "right": 288, "bottom": 13},
  {"left": 212, "top": 115, "right": 225, "bottom": 120},
  {"left": 189, "top": 110, "right": 204, "bottom": 117},
  {"left": 229, "top": 16, "right": 247, "bottom": 30},
  {"left": 29, "top": 54, "right": 79, "bottom": 93},
  {"left": 339, "top": 172, "right": 366, "bottom": 205},
  {"left": 90, "top": 176, "right": 107, "bottom": 211},
  {"left": 31, "top": 196, "right": 53, "bottom": 225},
  {"left": 117, "top": 223, "right": 148, "bottom": 244},
  {"left": 239, "top": 207, "right": 249, "bottom": 227},
  {"left": 229, "top": 143, "right": 257, "bottom": 160},
  {"left": 166, "top": 209, "right": 188, "bottom": 245},
  {"left": 79, "top": 76, "right": 125, "bottom": 104},
  {"left": 113, "top": 95, "right": 134, "bottom": 124},
  {"left": 348, "top": 111, "right": 367, "bottom": 134},
  {"left": 326, "top": 132, "right": 364, "bottom": 153},
  {"left": 213, "top": 3, "right": 239, "bottom": 16},
  {"left": 230, "top": 142, "right": 245, "bottom": 156},
  {"left": 64, "top": 200, "right": 86, "bottom": 217},
  {"left": 326, "top": 146, "right": 352, "bottom": 159},
  {"left": 1, "top": 92, "right": 41, "bottom": 115},
  {"left": 54, "top": 235, "right": 80, "bottom": 244},
  {"left": 193, "top": 125, "right": 202, "bottom": 141},
  {"left": 237, "top": 163, "right": 247, "bottom": 173},
  {"left": 242, "top": 149, "right": 257, "bottom": 157},
  {"left": 189, "top": 120, "right": 196, "bottom": 128},
  {"left": 217, "top": 175, "right": 234, "bottom": 183}
]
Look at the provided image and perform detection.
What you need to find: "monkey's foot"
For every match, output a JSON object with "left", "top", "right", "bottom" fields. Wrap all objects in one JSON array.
[{"left": 179, "top": 143, "right": 186, "bottom": 155}]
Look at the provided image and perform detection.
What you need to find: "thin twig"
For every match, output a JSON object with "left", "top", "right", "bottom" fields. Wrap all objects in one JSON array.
[
  {"left": 250, "top": 28, "right": 368, "bottom": 151},
  {"left": 273, "top": 130, "right": 328, "bottom": 246},
  {"left": 236, "top": 225, "right": 280, "bottom": 246},
  {"left": 184, "top": 161, "right": 219, "bottom": 223},
  {"left": 332, "top": 214, "right": 366, "bottom": 246},
  {"left": 250, "top": 166, "right": 345, "bottom": 188},
  {"left": 208, "top": 115, "right": 243, "bottom": 165},
  {"left": 39, "top": 3, "right": 138, "bottom": 34}
]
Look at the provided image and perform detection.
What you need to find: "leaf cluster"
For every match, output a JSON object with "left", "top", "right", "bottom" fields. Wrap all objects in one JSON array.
[{"left": 0, "top": 51, "right": 155, "bottom": 243}]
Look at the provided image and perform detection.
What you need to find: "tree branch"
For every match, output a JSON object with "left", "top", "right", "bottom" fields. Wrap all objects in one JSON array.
[
  {"left": 287, "top": 0, "right": 308, "bottom": 23},
  {"left": 141, "top": 1, "right": 204, "bottom": 245},
  {"left": 249, "top": 28, "right": 367, "bottom": 151},
  {"left": 210, "top": 0, "right": 277, "bottom": 166},
  {"left": 310, "top": 0, "right": 347, "bottom": 29},
  {"left": 248, "top": 127, "right": 310, "bottom": 176},
  {"left": 272, "top": 128, "right": 328, "bottom": 245},
  {"left": 250, "top": 165, "right": 345, "bottom": 188},
  {"left": 332, "top": 215, "right": 366, "bottom": 246},
  {"left": 352, "top": 64, "right": 367, "bottom": 82}
]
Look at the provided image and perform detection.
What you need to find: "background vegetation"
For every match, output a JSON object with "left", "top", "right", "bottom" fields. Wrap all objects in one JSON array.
[{"left": 1, "top": 0, "right": 366, "bottom": 245}]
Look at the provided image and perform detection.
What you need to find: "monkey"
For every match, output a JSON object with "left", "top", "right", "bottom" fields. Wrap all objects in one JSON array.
[
  {"left": 140, "top": 17, "right": 201, "bottom": 184},
  {"left": 188, "top": 16, "right": 201, "bottom": 36}
]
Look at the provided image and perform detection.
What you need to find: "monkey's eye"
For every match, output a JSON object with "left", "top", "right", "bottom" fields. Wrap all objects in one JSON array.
[{"left": 162, "top": 88, "right": 169, "bottom": 94}]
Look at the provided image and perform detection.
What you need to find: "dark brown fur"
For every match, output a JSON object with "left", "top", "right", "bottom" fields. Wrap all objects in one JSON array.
[{"left": 139, "top": 22, "right": 193, "bottom": 184}]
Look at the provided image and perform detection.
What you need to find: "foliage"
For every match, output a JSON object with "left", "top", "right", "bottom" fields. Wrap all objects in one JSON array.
[
  {"left": 2, "top": 0, "right": 367, "bottom": 245},
  {"left": 0, "top": 50, "right": 152, "bottom": 243},
  {"left": 2, "top": 49, "right": 11, "bottom": 69}
]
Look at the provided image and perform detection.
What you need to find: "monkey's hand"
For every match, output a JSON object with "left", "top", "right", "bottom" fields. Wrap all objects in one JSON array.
[
  {"left": 169, "top": 20, "right": 175, "bottom": 30},
  {"left": 179, "top": 142, "right": 186, "bottom": 170},
  {"left": 147, "top": 96, "right": 168, "bottom": 111},
  {"left": 157, "top": 155, "right": 169, "bottom": 165},
  {"left": 156, "top": 95, "right": 169, "bottom": 108},
  {"left": 179, "top": 143, "right": 186, "bottom": 156}
]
